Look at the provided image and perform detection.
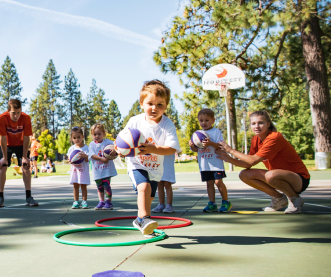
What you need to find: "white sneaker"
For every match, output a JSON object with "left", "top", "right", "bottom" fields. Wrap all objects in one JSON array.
[
  {"left": 284, "top": 196, "right": 304, "bottom": 214},
  {"left": 263, "top": 194, "right": 288, "bottom": 212},
  {"left": 152, "top": 203, "right": 165, "bottom": 213},
  {"left": 163, "top": 204, "right": 175, "bottom": 213}
]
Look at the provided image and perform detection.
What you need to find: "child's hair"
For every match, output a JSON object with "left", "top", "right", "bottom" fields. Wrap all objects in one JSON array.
[
  {"left": 8, "top": 99, "right": 21, "bottom": 111},
  {"left": 71, "top": 126, "right": 84, "bottom": 137},
  {"left": 140, "top": 79, "right": 171, "bottom": 106},
  {"left": 47, "top": 158, "right": 53, "bottom": 164},
  {"left": 198, "top": 108, "right": 215, "bottom": 119},
  {"left": 249, "top": 110, "right": 277, "bottom": 132},
  {"left": 90, "top": 123, "right": 106, "bottom": 135}
]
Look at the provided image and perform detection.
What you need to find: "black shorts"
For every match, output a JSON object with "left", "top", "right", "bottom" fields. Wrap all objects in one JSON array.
[
  {"left": 0, "top": 145, "right": 26, "bottom": 167},
  {"left": 201, "top": 171, "right": 227, "bottom": 182},
  {"left": 297, "top": 174, "right": 310, "bottom": 194},
  {"left": 30, "top": 156, "right": 38, "bottom": 162}
]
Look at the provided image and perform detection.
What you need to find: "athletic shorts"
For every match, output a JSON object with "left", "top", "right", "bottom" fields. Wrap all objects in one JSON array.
[
  {"left": 201, "top": 171, "right": 227, "bottom": 182},
  {"left": 297, "top": 174, "right": 310, "bottom": 194},
  {"left": 30, "top": 156, "right": 38, "bottom": 162},
  {"left": 0, "top": 145, "right": 27, "bottom": 167},
  {"left": 128, "top": 169, "right": 158, "bottom": 197}
]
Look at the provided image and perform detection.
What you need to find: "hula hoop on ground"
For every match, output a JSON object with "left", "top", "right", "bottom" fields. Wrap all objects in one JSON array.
[
  {"left": 95, "top": 216, "right": 192, "bottom": 229},
  {"left": 53, "top": 227, "right": 166, "bottom": 247}
]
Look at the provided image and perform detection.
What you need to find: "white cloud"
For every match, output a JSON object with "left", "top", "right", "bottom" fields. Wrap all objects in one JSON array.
[{"left": 0, "top": 0, "right": 159, "bottom": 49}]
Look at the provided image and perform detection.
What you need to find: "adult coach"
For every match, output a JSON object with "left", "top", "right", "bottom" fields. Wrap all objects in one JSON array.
[
  {"left": 216, "top": 110, "right": 310, "bottom": 214},
  {"left": 0, "top": 99, "right": 38, "bottom": 207}
]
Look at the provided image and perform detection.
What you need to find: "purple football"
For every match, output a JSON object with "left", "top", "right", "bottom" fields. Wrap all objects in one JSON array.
[
  {"left": 115, "top": 128, "right": 146, "bottom": 157},
  {"left": 191, "top": 130, "right": 210, "bottom": 149},
  {"left": 69, "top": 149, "right": 84, "bottom": 164}
]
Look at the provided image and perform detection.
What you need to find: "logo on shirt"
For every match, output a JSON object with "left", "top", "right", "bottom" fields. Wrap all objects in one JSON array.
[{"left": 6, "top": 126, "right": 23, "bottom": 134}]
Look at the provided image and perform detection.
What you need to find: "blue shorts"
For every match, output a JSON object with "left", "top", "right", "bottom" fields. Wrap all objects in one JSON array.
[
  {"left": 201, "top": 171, "right": 227, "bottom": 182},
  {"left": 128, "top": 169, "right": 158, "bottom": 197}
]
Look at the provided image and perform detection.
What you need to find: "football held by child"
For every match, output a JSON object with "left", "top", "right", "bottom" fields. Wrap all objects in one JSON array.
[
  {"left": 122, "top": 80, "right": 180, "bottom": 237},
  {"left": 89, "top": 124, "right": 117, "bottom": 210},
  {"left": 67, "top": 127, "right": 90, "bottom": 209},
  {"left": 189, "top": 108, "right": 231, "bottom": 213}
]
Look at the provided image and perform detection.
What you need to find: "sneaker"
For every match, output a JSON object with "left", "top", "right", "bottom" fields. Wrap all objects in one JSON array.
[
  {"left": 163, "top": 204, "right": 175, "bottom": 213},
  {"left": 25, "top": 196, "right": 39, "bottom": 206},
  {"left": 71, "top": 201, "right": 80, "bottom": 209},
  {"left": 81, "top": 201, "right": 89, "bottom": 209},
  {"left": 203, "top": 201, "right": 218, "bottom": 213},
  {"left": 263, "top": 194, "right": 288, "bottom": 212},
  {"left": 152, "top": 203, "right": 165, "bottom": 213},
  {"left": 94, "top": 201, "right": 105, "bottom": 210},
  {"left": 219, "top": 200, "right": 232, "bottom": 213},
  {"left": 102, "top": 200, "right": 113, "bottom": 210},
  {"left": 284, "top": 196, "right": 304, "bottom": 214},
  {"left": 0, "top": 197, "right": 4, "bottom": 207},
  {"left": 144, "top": 232, "right": 157, "bottom": 238},
  {"left": 133, "top": 216, "right": 158, "bottom": 235}
]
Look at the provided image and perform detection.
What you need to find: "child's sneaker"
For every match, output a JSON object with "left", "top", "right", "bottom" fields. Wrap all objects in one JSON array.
[
  {"left": 25, "top": 196, "right": 39, "bottom": 206},
  {"left": 94, "top": 201, "right": 105, "bottom": 210},
  {"left": 71, "top": 201, "right": 80, "bottom": 209},
  {"left": 163, "top": 204, "right": 175, "bottom": 213},
  {"left": 219, "top": 200, "right": 232, "bottom": 213},
  {"left": 102, "top": 200, "right": 113, "bottom": 210},
  {"left": 81, "top": 201, "right": 89, "bottom": 209},
  {"left": 203, "top": 201, "right": 218, "bottom": 212},
  {"left": 152, "top": 203, "right": 165, "bottom": 213},
  {"left": 284, "top": 196, "right": 304, "bottom": 214},
  {"left": 133, "top": 216, "right": 158, "bottom": 235},
  {"left": 263, "top": 194, "right": 288, "bottom": 212}
]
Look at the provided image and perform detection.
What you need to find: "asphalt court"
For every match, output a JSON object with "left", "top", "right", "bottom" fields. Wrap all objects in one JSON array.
[{"left": 0, "top": 171, "right": 330, "bottom": 277}]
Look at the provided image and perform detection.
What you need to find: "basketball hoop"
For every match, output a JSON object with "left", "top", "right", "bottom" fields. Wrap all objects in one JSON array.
[{"left": 216, "top": 83, "right": 229, "bottom": 97}]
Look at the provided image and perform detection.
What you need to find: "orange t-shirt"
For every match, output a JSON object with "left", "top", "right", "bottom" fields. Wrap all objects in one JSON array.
[
  {"left": 0, "top": 111, "right": 33, "bottom": 147},
  {"left": 249, "top": 131, "right": 310, "bottom": 179},
  {"left": 30, "top": 139, "right": 41, "bottom": 157}
]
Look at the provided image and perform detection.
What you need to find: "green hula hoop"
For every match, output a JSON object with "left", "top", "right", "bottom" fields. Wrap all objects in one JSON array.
[{"left": 53, "top": 227, "right": 166, "bottom": 247}]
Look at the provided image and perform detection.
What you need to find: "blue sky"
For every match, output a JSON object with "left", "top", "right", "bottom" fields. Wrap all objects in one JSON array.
[{"left": 0, "top": 0, "right": 186, "bottom": 117}]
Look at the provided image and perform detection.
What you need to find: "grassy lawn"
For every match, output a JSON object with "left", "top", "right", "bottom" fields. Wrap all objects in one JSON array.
[{"left": 5, "top": 159, "right": 323, "bottom": 180}]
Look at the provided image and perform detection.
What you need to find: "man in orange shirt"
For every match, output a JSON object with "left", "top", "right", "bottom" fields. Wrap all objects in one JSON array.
[{"left": 0, "top": 99, "right": 38, "bottom": 207}]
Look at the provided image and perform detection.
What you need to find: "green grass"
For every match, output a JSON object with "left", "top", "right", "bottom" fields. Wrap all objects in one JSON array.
[{"left": 4, "top": 159, "right": 324, "bottom": 180}]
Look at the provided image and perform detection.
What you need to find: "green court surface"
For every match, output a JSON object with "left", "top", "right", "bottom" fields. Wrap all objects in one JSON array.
[{"left": 0, "top": 171, "right": 330, "bottom": 277}]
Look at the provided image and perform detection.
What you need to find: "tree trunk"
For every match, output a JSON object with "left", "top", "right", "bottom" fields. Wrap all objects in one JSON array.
[
  {"left": 301, "top": 9, "right": 331, "bottom": 152},
  {"left": 228, "top": 90, "right": 238, "bottom": 150}
]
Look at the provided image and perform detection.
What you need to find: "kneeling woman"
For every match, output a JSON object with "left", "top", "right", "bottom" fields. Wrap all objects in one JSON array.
[{"left": 216, "top": 110, "right": 310, "bottom": 214}]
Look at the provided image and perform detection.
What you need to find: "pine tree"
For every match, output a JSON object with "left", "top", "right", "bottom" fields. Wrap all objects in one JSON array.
[
  {"left": 106, "top": 100, "right": 122, "bottom": 137},
  {"left": 63, "top": 69, "right": 82, "bottom": 130},
  {"left": 30, "top": 60, "right": 62, "bottom": 138},
  {"left": 0, "top": 56, "right": 26, "bottom": 112},
  {"left": 122, "top": 100, "right": 142, "bottom": 127},
  {"left": 165, "top": 98, "right": 180, "bottom": 130},
  {"left": 154, "top": 0, "right": 331, "bottom": 152},
  {"left": 38, "top": 129, "right": 57, "bottom": 160},
  {"left": 56, "top": 128, "right": 71, "bottom": 163}
]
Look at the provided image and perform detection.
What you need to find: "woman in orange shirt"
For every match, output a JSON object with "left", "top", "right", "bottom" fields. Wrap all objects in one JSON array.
[
  {"left": 216, "top": 110, "right": 310, "bottom": 214},
  {"left": 30, "top": 134, "right": 41, "bottom": 178}
]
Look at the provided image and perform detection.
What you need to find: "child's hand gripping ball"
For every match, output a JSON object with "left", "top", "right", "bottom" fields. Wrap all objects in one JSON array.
[
  {"left": 115, "top": 128, "right": 146, "bottom": 157},
  {"left": 191, "top": 130, "right": 210, "bottom": 149},
  {"left": 69, "top": 150, "right": 84, "bottom": 164},
  {"left": 103, "top": 144, "right": 118, "bottom": 160}
]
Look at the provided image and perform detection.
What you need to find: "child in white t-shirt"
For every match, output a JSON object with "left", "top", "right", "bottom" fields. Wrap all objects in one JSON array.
[
  {"left": 120, "top": 80, "right": 181, "bottom": 237},
  {"left": 152, "top": 154, "right": 176, "bottom": 213},
  {"left": 89, "top": 123, "right": 117, "bottom": 210},
  {"left": 189, "top": 108, "right": 232, "bottom": 213},
  {"left": 67, "top": 126, "right": 90, "bottom": 209}
]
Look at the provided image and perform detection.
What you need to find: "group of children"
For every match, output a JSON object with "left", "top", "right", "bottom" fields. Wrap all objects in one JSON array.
[{"left": 68, "top": 80, "right": 231, "bottom": 237}]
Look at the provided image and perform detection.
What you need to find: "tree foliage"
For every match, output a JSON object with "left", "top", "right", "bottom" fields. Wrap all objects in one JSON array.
[
  {"left": 38, "top": 129, "right": 57, "bottom": 160},
  {"left": 122, "top": 100, "right": 142, "bottom": 126},
  {"left": 106, "top": 100, "right": 122, "bottom": 137},
  {"left": 165, "top": 98, "right": 181, "bottom": 130},
  {"left": 0, "top": 56, "right": 26, "bottom": 112},
  {"left": 56, "top": 128, "right": 71, "bottom": 156}
]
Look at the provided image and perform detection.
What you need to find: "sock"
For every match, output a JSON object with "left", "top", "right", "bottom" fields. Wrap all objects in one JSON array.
[
  {"left": 0, "top": 192, "right": 3, "bottom": 198},
  {"left": 26, "top": 190, "right": 31, "bottom": 199}
]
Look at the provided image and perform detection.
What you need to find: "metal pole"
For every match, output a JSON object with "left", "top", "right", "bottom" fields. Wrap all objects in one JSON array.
[
  {"left": 224, "top": 95, "right": 233, "bottom": 171},
  {"left": 243, "top": 112, "right": 247, "bottom": 155}
]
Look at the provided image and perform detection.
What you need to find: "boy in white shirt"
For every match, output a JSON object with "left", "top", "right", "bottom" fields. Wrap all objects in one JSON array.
[
  {"left": 189, "top": 108, "right": 232, "bottom": 213},
  {"left": 121, "top": 80, "right": 180, "bottom": 237}
]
